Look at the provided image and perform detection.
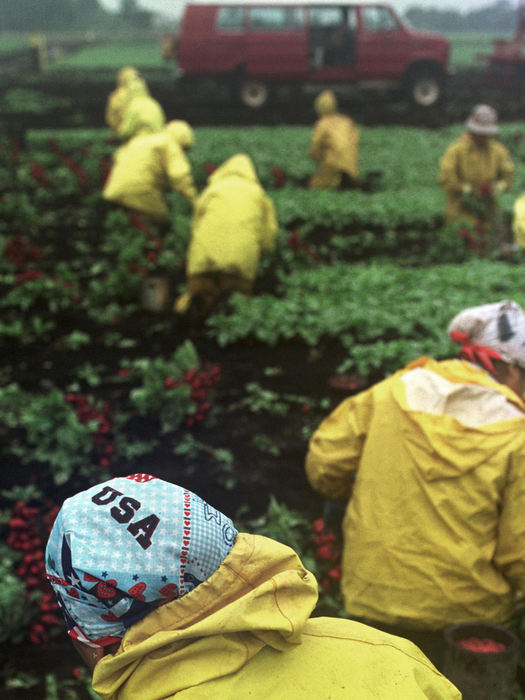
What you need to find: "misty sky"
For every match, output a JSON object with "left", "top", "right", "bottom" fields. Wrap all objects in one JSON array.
[{"left": 98, "top": 0, "right": 517, "bottom": 19}]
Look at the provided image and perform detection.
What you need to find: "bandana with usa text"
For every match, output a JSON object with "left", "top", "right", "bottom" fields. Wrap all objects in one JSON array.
[{"left": 45, "top": 474, "right": 237, "bottom": 647}]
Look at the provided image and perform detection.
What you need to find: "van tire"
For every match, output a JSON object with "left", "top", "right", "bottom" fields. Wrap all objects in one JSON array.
[
  {"left": 406, "top": 70, "right": 443, "bottom": 108},
  {"left": 239, "top": 80, "right": 269, "bottom": 108}
]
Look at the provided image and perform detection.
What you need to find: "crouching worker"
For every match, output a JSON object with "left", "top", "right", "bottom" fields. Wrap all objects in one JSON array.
[
  {"left": 116, "top": 77, "right": 166, "bottom": 142},
  {"left": 105, "top": 66, "right": 140, "bottom": 136},
  {"left": 174, "top": 154, "right": 278, "bottom": 319},
  {"left": 306, "top": 300, "right": 525, "bottom": 669},
  {"left": 45, "top": 475, "right": 460, "bottom": 699},
  {"left": 309, "top": 90, "right": 360, "bottom": 189},
  {"left": 438, "top": 104, "right": 514, "bottom": 226},
  {"left": 103, "top": 120, "right": 197, "bottom": 224}
]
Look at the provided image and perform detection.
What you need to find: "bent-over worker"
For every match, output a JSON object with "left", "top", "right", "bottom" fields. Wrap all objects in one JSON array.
[
  {"left": 306, "top": 299, "right": 525, "bottom": 667},
  {"left": 103, "top": 120, "right": 196, "bottom": 223},
  {"left": 174, "top": 154, "right": 278, "bottom": 318}
]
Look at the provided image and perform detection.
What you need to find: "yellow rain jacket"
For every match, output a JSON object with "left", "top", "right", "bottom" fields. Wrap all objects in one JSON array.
[
  {"left": 186, "top": 154, "right": 278, "bottom": 281},
  {"left": 117, "top": 78, "right": 166, "bottom": 141},
  {"left": 512, "top": 193, "right": 525, "bottom": 247},
  {"left": 103, "top": 121, "right": 196, "bottom": 222},
  {"left": 309, "top": 91, "right": 359, "bottom": 189},
  {"left": 306, "top": 357, "right": 525, "bottom": 630},
  {"left": 438, "top": 133, "right": 514, "bottom": 224},
  {"left": 105, "top": 67, "right": 140, "bottom": 135},
  {"left": 92, "top": 533, "right": 460, "bottom": 699}
]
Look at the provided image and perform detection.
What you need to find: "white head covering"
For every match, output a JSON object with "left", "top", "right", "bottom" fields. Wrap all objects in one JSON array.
[
  {"left": 448, "top": 300, "right": 525, "bottom": 371},
  {"left": 465, "top": 104, "right": 499, "bottom": 136}
]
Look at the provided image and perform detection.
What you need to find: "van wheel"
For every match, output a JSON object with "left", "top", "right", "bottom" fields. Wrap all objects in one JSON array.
[
  {"left": 239, "top": 80, "right": 269, "bottom": 108},
  {"left": 407, "top": 71, "right": 443, "bottom": 107}
]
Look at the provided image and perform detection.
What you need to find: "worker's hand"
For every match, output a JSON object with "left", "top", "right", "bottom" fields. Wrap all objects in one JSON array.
[
  {"left": 478, "top": 181, "right": 493, "bottom": 198},
  {"left": 494, "top": 180, "right": 508, "bottom": 195},
  {"left": 461, "top": 183, "right": 473, "bottom": 195}
]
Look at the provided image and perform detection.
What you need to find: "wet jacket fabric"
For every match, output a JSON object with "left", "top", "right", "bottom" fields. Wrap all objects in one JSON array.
[
  {"left": 103, "top": 130, "right": 196, "bottom": 221},
  {"left": 105, "top": 68, "right": 139, "bottom": 134},
  {"left": 309, "top": 113, "right": 360, "bottom": 188},
  {"left": 306, "top": 356, "right": 525, "bottom": 629},
  {"left": 513, "top": 193, "right": 525, "bottom": 247},
  {"left": 117, "top": 94, "right": 166, "bottom": 141},
  {"left": 438, "top": 133, "right": 514, "bottom": 223},
  {"left": 106, "top": 86, "right": 133, "bottom": 135},
  {"left": 186, "top": 154, "right": 278, "bottom": 281},
  {"left": 91, "top": 533, "right": 460, "bottom": 699}
]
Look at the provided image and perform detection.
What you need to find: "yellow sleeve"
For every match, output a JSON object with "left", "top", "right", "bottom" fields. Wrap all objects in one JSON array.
[
  {"left": 117, "top": 107, "right": 138, "bottom": 141},
  {"left": 438, "top": 144, "right": 462, "bottom": 194},
  {"left": 494, "top": 448, "right": 525, "bottom": 595},
  {"left": 166, "top": 143, "right": 197, "bottom": 203},
  {"left": 105, "top": 95, "right": 116, "bottom": 131},
  {"left": 497, "top": 143, "right": 515, "bottom": 189},
  {"left": 259, "top": 195, "right": 278, "bottom": 253},
  {"left": 513, "top": 194, "right": 525, "bottom": 248},
  {"left": 305, "top": 389, "right": 374, "bottom": 501},
  {"left": 310, "top": 120, "right": 325, "bottom": 162}
]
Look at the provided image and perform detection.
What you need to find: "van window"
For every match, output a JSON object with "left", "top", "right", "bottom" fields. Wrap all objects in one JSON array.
[
  {"left": 248, "top": 7, "right": 304, "bottom": 32},
  {"left": 309, "top": 7, "right": 344, "bottom": 28},
  {"left": 361, "top": 7, "right": 400, "bottom": 32},
  {"left": 216, "top": 7, "right": 244, "bottom": 31}
]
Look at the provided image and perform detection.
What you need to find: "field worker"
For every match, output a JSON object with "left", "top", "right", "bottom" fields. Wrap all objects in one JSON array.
[
  {"left": 306, "top": 299, "right": 525, "bottom": 668},
  {"left": 103, "top": 120, "right": 197, "bottom": 223},
  {"left": 308, "top": 90, "right": 360, "bottom": 189},
  {"left": 174, "top": 154, "right": 278, "bottom": 318},
  {"left": 438, "top": 104, "right": 514, "bottom": 225},
  {"left": 116, "top": 77, "right": 166, "bottom": 142},
  {"left": 45, "top": 474, "right": 460, "bottom": 699},
  {"left": 105, "top": 66, "right": 140, "bottom": 135}
]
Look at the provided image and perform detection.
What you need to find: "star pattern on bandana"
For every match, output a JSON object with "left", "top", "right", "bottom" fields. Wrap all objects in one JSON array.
[{"left": 46, "top": 476, "right": 238, "bottom": 646}]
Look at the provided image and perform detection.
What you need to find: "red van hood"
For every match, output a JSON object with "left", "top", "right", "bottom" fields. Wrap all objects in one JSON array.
[{"left": 407, "top": 28, "right": 449, "bottom": 45}]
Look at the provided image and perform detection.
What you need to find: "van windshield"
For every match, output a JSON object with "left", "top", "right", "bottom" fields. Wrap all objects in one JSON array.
[{"left": 361, "top": 6, "right": 401, "bottom": 32}]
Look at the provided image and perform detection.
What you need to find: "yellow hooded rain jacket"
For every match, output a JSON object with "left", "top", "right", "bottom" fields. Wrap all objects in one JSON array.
[
  {"left": 186, "top": 154, "right": 278, "bottom": 281},
  {"left": 512, "top": 192, "right": 525, "bottom": 247},
  {"left": 306, "top": 357, "right": 525, "bottom": 629},
  {"left": 105, "top": 67, "right": 140, "bottom": 134},
  {"left": 117, "top": 78, "right": 166, "bottom": 141},
  {"left": 438, "top": 133, "right": 514, "bottom": 224},
  {"left": 92, "top": 533, "right": 460, "bottom": 699},
  {"left": 103, "top": 120, "right": 196, "bottom": 221},
  {"left": 309, "top": 91, "right": 360, "bottom": 189}
]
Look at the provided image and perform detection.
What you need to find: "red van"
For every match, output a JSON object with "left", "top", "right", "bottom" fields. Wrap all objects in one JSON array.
[{"left": 174, "top": 1, "right": 451, "bottom": 108}]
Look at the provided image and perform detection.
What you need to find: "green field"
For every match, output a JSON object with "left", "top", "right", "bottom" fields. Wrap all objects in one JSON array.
[
  {"left": 445, "top": 32, "right": 513, "bottom": 68},
  {"left": 56, "top": 38, "right": 166, "bottom": 69},
  {"left": 0, "top": 37, "right": 32, "bottom": 55}
]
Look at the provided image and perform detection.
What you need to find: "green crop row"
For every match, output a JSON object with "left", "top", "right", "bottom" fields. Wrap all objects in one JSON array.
[{"left": 207, "top": 260, "right": 525, "bottom": 377}]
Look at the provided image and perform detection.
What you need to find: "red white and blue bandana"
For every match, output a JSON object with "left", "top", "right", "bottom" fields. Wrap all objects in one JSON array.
[{"left": 45, "top": 475, "right": 237, "bottom": 647}]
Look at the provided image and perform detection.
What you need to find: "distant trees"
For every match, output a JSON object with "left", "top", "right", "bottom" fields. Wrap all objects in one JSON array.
[
  {"left": 119, "top": 0, "right": 154, "bottom": 30},
  {"left": 405, "top": 0, "right": 517, "bottom": 34}
]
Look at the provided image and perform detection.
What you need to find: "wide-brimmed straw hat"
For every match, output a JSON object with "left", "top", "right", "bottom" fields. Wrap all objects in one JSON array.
[{"left": 465, "top": 104, "right": 499, "bottom": 135}]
